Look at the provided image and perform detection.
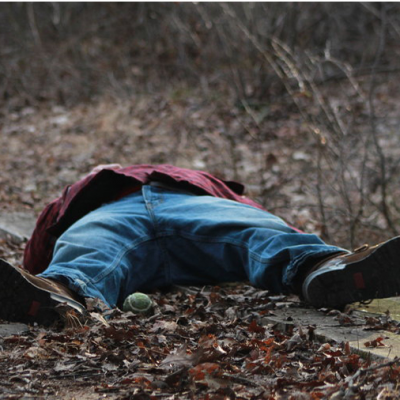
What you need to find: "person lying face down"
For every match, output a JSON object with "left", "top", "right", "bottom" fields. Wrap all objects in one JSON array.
[{"left": 1, "top": 164, "right": 399, "bottom": 326}]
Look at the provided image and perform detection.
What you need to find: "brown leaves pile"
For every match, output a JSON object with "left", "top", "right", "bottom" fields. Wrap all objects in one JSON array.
[{"left": 1, "top": 284, "right": 400, "bottom": 399}]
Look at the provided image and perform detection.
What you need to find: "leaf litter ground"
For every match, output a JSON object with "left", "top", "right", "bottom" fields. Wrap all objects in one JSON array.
[
  {"left": 2, "top": 89, "right": 400, "bottom": 398},
  {"left": 1, "top": 282, "right": 400, "bottom": 399}
]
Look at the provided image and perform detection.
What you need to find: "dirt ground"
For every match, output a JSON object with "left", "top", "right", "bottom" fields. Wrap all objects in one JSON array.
[{"left": 2, "top": 86, "right": 400, "bottom": 398}]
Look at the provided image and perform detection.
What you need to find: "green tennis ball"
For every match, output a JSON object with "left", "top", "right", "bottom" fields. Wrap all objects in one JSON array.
[{"left": 123, "top": 292, "right": 153, "bottom": 314}]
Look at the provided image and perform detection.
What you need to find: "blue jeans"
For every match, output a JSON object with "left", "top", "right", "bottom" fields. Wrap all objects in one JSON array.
[{"left": 39, "top": 185, "right": 345, "bottom": 308}]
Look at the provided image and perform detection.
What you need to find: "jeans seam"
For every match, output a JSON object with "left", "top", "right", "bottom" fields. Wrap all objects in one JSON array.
[
  {"left": 155, "top": 229, "right": 286, "bottom": 266},
  {"left": 91, "top": 235, "right": 156, "bottom": 283},
  {"left": 142, "top": 185, "right": 172, "bottom": 285}
]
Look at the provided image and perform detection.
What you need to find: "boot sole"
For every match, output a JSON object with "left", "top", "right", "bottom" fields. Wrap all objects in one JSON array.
[
  {"left": 302, "top": 236, "right": 400, "bottom": 309},
  {"left": 0, "top": 259, "right": 82, "bottom": 326}
]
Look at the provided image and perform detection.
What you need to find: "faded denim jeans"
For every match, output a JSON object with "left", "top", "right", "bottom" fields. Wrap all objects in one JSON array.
[{"left": 39, "top": 185, "right": 344, "bottom": 308}]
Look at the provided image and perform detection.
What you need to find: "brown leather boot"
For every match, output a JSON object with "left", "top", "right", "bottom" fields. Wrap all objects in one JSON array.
[
  {"left": 0, "top": 258, "right": 86, "bottom": 326},
  {"left": 302, "top": 236, "right": 400, "bottom": 309}
]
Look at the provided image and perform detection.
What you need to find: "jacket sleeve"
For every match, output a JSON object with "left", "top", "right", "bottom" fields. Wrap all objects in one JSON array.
[{"left": 23, "top": 197, "right": 63, "bottom": 275}]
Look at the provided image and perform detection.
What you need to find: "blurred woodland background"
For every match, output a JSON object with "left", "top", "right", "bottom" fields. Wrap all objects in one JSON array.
[{"left": 2, "top": 2, "right": 400, "bottom": 250}]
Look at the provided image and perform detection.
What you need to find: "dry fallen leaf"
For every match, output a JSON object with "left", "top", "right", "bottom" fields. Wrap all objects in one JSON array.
[{"left": 364, "top": 336, "right": 388, "bottom": 348}]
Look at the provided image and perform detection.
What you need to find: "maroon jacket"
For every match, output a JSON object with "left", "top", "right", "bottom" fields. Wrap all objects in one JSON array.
[{"left": 24, "top": 164, "right": 268, "bottom": 274}]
